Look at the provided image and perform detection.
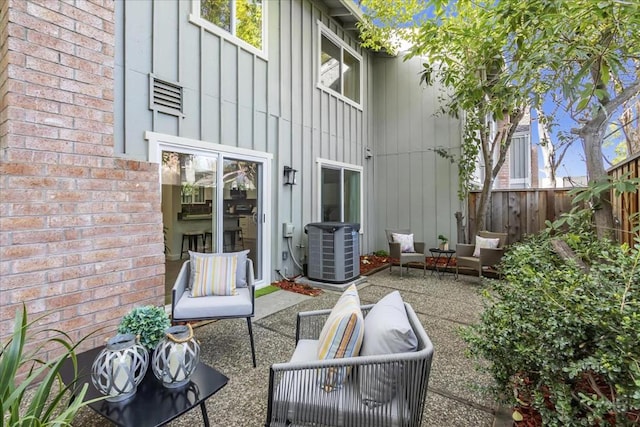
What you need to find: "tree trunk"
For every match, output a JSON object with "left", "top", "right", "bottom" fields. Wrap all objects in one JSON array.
[
  {"left": 475, "top": 170, "right": 494, "bottom": 234},
  {"left": 581, "top": 119, "right": 615, "bottom": 239}
]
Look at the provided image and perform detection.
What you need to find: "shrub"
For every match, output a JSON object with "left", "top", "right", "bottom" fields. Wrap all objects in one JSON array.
[
  {"left": 1, "top": 306, "right": 97, "bottom": 425},
  {"left": 373, "top": 250, "right": 389, "bottom": 257},
  {"left": 462, "top": 214, "right": 640, "bottom": 426},
  {"left": 118, "top": 305, "right": 171, "bottom": 351}
]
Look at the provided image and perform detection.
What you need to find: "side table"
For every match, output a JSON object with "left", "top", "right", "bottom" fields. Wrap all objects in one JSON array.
[
  {"left": 60, "top": 346, "right": 228, "bottom": 427},
  {"left": 428, "top": 248, "right": 456, "bottom": 279}
]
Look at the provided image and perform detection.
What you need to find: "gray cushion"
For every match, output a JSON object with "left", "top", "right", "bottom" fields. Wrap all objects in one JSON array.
[
  {"left": 188, "top": 249, "right": 250, "bottom": 288},
  {"left": 173, "top": 286, "right": 253, "bottom": 320},
  {"left": 359, "top": 291, "right": 418, "bottom": 407}
]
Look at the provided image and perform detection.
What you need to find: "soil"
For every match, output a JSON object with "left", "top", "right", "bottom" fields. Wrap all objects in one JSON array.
[{"left": 272, "top": 254, "right": 459, "bottom": 296}]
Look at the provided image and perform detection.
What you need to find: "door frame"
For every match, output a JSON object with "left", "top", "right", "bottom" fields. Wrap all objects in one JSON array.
[{"left": 146, "top": 131, "right": 273, "bottom": 289}]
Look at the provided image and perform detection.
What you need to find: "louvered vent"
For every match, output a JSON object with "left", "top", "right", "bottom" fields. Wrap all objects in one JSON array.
[{"left": 149, "top": 76, "right": 183, "bottom": 117}]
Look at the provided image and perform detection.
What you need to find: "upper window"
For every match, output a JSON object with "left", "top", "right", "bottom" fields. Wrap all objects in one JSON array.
[
  {"left": 509, "top": 133, "right": 531, "bottom": 187},
  {"left": 193, "top": 0, "right": 265, "bottom": 55},
  {"left": 318, "top": 23, "right": 361, "bottom": 106}
]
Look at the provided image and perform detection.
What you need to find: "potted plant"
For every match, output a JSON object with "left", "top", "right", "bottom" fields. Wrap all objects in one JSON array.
[
  {"left": 118, "top": 305, "right": 171, "bottom": 351},
  {"left": 438, "top": 234, "right": 449, "bottom": 250},
  {"left": 1, "top": 305, "right": 98, "bottom": 425}
]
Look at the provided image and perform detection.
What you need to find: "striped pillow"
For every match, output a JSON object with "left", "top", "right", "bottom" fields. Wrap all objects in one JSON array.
[
  {"left": 317, "top": 284, "right": 364, "bottom": 391},
  {"left": 190, "top": 252, "right": 238, "bottom": 297}
]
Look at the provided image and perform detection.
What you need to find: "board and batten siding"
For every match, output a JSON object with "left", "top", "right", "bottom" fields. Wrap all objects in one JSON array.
[
  {"left": 114, "top": 0, "right": 374, "bottom": 277},
  {"left": 371, "top": 53, "right": 462, "bottom": 252}
]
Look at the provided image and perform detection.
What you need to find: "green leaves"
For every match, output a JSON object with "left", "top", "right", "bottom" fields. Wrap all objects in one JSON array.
[
  {"left": 1, "top": 306, "right": 99, "bottom": 427},
  {"left": 118, "top": 305, "right": 171, "bottom": 351},
  {"left": 462, "top": 225, "right": 640, "bottom": 425}
]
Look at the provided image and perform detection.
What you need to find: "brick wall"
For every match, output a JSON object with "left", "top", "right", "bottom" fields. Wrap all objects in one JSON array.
[{"left": 0, "top": 0, "right": 165, "bottom": 357}]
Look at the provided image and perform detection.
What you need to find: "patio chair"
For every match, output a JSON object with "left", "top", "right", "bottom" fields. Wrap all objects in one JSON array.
[
  {"left": 456, "top": 231, "right": 508, "bottom": 277},
  {"left": 265, "top": 298, "right": 434, "bottom": 427},
  {"left": 171, "top": 252, "right": 257, "bottom": 367},
  {"left": 385, "top": 229, "right": 426, "bottom": 278}
]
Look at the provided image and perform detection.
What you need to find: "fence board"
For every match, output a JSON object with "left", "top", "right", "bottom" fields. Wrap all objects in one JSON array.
[
  {"left": 608, "top": 153, "right": 640, "bottom": 247},
  {"left": 467, "top": 188, "right": 580, "bottom": 245}
]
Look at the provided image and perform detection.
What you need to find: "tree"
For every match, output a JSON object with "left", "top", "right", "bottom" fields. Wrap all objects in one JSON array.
[
  {"left": 359, "top": 0, "right": 640, "bottom": 238},
  {"left": 360, "top": 1, "right": 528, "bottom": 235}
]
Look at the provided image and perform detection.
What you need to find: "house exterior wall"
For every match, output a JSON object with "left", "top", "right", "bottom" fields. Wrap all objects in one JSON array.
[
  {"left": 371, "top": 54, "right": 462, "bottom": 251},
  {"left": 0, "top": 0, "right": 164, "bottom": 353},
  {"left": 115, "top": 0, "right": 374, "bottom": 277},
  {"left": 0, "top": 0, "right": 462, "bottom": 356}
]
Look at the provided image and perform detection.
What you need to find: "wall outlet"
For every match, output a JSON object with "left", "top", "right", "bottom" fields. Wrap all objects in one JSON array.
[
  {"left": 282, "top": 251, "right": 288, "bottom": 260},
  {"left": 283, "top": 222, "right": 294, "bottom": 238}
]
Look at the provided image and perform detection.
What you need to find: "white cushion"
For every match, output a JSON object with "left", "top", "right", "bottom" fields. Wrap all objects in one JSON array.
[
  {"left": 472, "top": 236, "right": 500, "bottom": 257},
  {"left": 359, "top": 291, "right": 418, "bottom": 407},
  {"left": 391, "top": 233, "right": 415, "bottom": 253},
  {"left": 173, "top": 287, "right": 253, "bottom": 320},
  {"left": 317, "top": 284, "right": 364, "bottom": 391}
]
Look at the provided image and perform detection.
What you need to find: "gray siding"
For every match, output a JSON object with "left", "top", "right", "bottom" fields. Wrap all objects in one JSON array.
[
  {"left": 371, "top": 54, "right": 462, "bottom": 251},
  {"left": 115, "top": 0, "right": 373, "bottom": 278}
]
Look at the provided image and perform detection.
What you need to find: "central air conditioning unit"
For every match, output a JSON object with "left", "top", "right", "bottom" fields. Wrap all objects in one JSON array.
[{"left": 305, "top": 222, "right": 360, "bottom": 283}]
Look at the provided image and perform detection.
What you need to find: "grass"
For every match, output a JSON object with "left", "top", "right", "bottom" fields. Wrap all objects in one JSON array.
[{"left": 255, "top": 284, "right": 280, "bottom": 298}]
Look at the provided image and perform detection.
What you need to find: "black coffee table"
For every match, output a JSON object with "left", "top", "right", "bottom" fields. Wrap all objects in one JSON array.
[{"left": 60, "top": 346, "right": 228, "bottom": 427}]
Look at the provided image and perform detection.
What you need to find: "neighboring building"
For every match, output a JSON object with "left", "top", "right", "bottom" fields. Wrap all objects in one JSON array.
[
  {"left": 494, "top": 108, "right": 538, "bottom": 189},
  {"left": 0, "top": 0, "right": 461, "bottom": 354}
]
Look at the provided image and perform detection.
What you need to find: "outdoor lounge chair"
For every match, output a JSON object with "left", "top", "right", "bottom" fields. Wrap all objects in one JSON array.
[
  {"left": 456, "top": 231, "right": 508, "bottom": 277},
  {"left": 171, "top": 255, "right": 257, "bottom": 367},
  {"left": 385, "top": 229, "right": 426, "bottom": 278},
  {"left": 265, "top": 301, "right": 434, "bottom": 427}
]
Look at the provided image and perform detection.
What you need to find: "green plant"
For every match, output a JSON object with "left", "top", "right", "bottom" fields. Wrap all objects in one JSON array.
[
  {"left": 373, "top": 250, "right": 388, "bottom": 257},
  {"left": 462, "top": 213, "right": 640, "bottom": 425},
  {"left": 437, "top": 234, "right": 448, "bottom": 244},
  {"left": 1, "top": 305, "right": 98, "bottom": 426},
  {"left": 118, "top": 306, "right": 171, "bottom": 351},
  {"left": 256, "top": 285, "right": 280, "bottom": 298}
]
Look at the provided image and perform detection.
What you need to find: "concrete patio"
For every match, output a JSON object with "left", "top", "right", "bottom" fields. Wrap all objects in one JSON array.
[{"left": 73, "top": 268, "right": 506, "bottom": 427}]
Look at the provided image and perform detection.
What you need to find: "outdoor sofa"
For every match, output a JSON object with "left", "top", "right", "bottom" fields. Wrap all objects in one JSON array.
[{"left": 265, "top": 290, "right": 434, "bottom": 427}]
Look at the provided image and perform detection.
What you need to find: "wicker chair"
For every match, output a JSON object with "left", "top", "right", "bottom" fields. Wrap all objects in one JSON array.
[
  {"left": 265, "top": 302, "right": 434, "bottom": 427},
  {"left": 385, "top": 229, "right": 426, "bottom": 278},
  {"left": 456, "top": 231, "right": 508, "bottom": 277}
]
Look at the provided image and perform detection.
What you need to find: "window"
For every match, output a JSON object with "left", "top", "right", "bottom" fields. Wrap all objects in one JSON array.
[
  {"left": 318, "top": 160, "right": 362, "bottom": 226},
  {"left": 194, "top": 0, "right": 264, "bottom": 54},
  {"left": 318, "top": 24, "right": 361, "bottom": 106},
  {"left": 509, "top": 133, "right": 530, "bottom": 187}
]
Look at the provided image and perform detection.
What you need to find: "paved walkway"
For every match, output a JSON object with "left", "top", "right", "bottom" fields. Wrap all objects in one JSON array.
[{"left": 73, "top": 268, "right": 504, "bottom": 426}]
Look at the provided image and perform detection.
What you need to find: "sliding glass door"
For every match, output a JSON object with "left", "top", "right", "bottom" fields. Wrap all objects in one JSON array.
[{"left": 161, "top": 150, "right": 264, "bottom": 282}]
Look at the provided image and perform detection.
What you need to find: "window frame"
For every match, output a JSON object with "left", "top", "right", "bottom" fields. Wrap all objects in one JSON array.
[
  {"left": 316, "top": 21, "right": 363, "bottom": 110},
  {"left": 509, "top": 132, "right": 531, "bottom": 187},
  {"left": 190, "top": 0, "right": 267, "bottom": 60},
  {"left": 316, "top": 158, "right": 364, "bottom": 232}
]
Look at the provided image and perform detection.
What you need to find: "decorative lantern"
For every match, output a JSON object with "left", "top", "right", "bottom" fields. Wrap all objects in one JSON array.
[
  {"left": 152, "top": 324, "right": 200, "bottom": 388},
  {"left": 91, "top": 333, "right": 149, "bottom": 402}
]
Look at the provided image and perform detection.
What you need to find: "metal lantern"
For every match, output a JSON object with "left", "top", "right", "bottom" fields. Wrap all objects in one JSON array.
[
  {"left": 91, "top": 333, "right": 149, "bottom": 402},
  {"left": 152, "top": 324, "right": 200, "bottom": 388}
]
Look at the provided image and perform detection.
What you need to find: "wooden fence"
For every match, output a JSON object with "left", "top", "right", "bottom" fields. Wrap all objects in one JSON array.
[
  {"left": 467, "top": 189, "right": 578, "bottom": 245},
  {"left": 608, "top": 152, "right": 640, "bottom": 247},
  {"left": 467, "top": 153, "right": 639, "bottom": 247}
]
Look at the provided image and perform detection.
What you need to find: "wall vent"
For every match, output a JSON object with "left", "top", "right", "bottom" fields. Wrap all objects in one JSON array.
[{"left": 149, "top": 75, "right": 184, "bottom": 117}]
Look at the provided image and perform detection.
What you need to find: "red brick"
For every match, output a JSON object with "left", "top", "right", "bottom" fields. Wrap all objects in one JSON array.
[
  {"left": 47, "top": 264, "right": 95, "bottom": 282},
  {"left": 93, "top": 259, "right": 133, "bottom": 275},
  {"left": 94, "top": 306, "right": 130, "bottom": 324},
  {"left": 0, "top": 271, "right": 47, "bottom": 291},
  {"left": 46, "top": 165, "right": 89, "bottom": 178},
  {"left": 59, "top": 53, "right": 101, "bottom": 74},
  {"left": 85, "top": 271, "right": 123, "bottom": 289},
  {"left": 10, "top": 203, "right": 61, "bottom": 216},
  {"left": 59, "top": 78, "right": 103, "bottom": 98},
  {"left": 73, "top": 117, "right": 112, "bottom": 134},
  {"left": 46, "top": 238, "right": 93, "bottom": 254},
  {"left": 133, "top": 255, "right": 165, "bottom": 269},
  {"left": 59, "top": 153, "right": 102, "bottom": 167},
  {"left": 59, "top": 104, "right": 104, "bottom": 121},
  {"left": 11, "top": 10, "right": 61, "bottom": 37},
  {"left": 77, "top": 296, "right": 119, "bottom": 316},
  {"left": 46, "top": 190, "right": 92, "bottom": 203},
  {"left": 8, "top": 286, "right": 44, "bottom": 304},
  {"left": 73, "top": 93, "right": 112, "bottom": 112},
  {"left": 123, "top": 265, "right": 163, "bottom": 282},
  {"left": 75, "top": 45, "right": 113, "bottom": 67},
  {"left": 80, "top": 248, "right": 121, "bottom": 264},
  {"left": 2, "top": 241, "right": 46, "bottom": 261},
  {"left": 7, "top": 175, "right": 58, "bottom": 189},
  {"left": 76, "top": 179, "right": 115, "bottom": 191},
  {"left": 59, "top": 2, "right": 105, "bottom": 29},
  {"left": 13, "top": 255, "right": 64, "bottom": 273},
  {"left": 93, "top": 213, "right": 130, "bottom": 225},
  {"left": 119, "top": 288, "right": 158, "bottom": 305},
  {"left": 26, "top": 56, "right": 75, "bottom": 79},
  {"left": 0, "top": 216, "right": 46, "bottom": 231},
  {"left": 47, "top": 214, "right": 93, "bottom": 228},
  {"left": 12, "top": 229, "right": 66, "bottom": 245},
  {"left": 7, "top": 38, "right": 59, "bottom": 63},
  {"left": 74, "top": 142, "right": 113, "bottom": 157},
  {"left": 26, "top": 30, "right": 75, "bottom": 56},
  {"left": 8, "top": 121, "right": 59, "bottom": 139},
  {"left": 24, "top": 136, "right": 74, "bottom": 153},
  {"left": 24, "top": 84, "right": 73, "bottom": 103},
  {"left": 46, "top": 291, "right": 86, "bottom": 310},
  {"left": 25, "top": 2, "right": 75, "bottom": 31}
]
